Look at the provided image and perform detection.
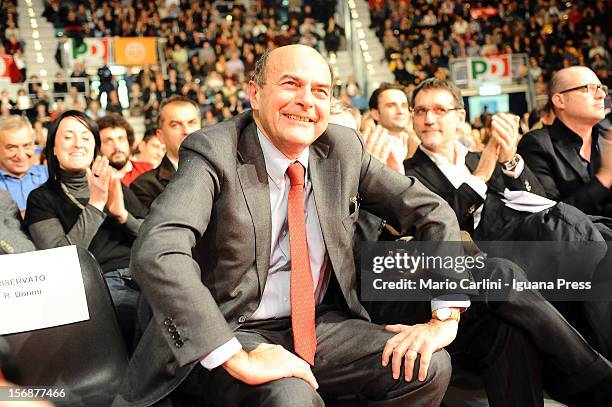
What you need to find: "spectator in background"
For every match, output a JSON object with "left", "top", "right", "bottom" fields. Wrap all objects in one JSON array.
[
  {"left": 64, "top": 86, "right": 87, "bottom": 111},
  {"left": 0, "top": 115, "right": 48, "bottom": 217},
  {"left": 131, "top": 96, "right": 201, "bottom": 210},
  {"left": 133, "top": 128, "right": 165, "bottom": 168},
  {"left": 86, "top": 99, "right": 106, "bottom": 121},
  {"left": 106, "top": 90, "right": 123, "bottom": 115},
  {"left": 25, "top": 110, "right": 147, "bottom": 346},
  {"left": 519, "top": 66, "right": 612, "bottom": 218},
  {"left": 366, "top": 83, "right": 420, "bottom": 172},
  {"left": 97, "top": 113, "right": 153, "bottom": 187}
]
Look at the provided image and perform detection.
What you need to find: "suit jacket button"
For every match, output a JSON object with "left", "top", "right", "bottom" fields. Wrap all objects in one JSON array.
[
  {"left": 468, "top": 205, "right": 476, "bottom": 214},
  {"left": 175, "top": 340, "right": 184, "bottom": 348},
  {"left": 238, "top": 315, "right": 247, "bottom": 323},
  {"left": 171, "top": 332, "right": 181, "bottom": 340}
]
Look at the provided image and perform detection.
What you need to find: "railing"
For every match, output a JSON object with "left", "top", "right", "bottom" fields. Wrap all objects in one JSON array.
[
  {"left": 337, "top": 0, "right": 368, "bottom": 94},
  {"left": 21, "top": 77, "right": 90, "bottom": 101}
]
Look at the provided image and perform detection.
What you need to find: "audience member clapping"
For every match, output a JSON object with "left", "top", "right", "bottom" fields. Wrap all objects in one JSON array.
[{"left": 24, "top": 110, "right": 147, "bottom": 345}]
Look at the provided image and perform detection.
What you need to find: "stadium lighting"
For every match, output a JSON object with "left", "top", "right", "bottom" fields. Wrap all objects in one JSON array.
[
  {"left": 28, "top": 8, "right": 35, "bottom": 17},
  {"left": 39, "top": 69, "right": 47, "bottom": 77},
  {"left": 32, "top": 31, "right": 39, "bottom": 39},
  {"left": 478, "top": 84, "right": 502, "bottom": 96},
  {"left": 360, "top": 40, "right": 368, "bottom": 51}
]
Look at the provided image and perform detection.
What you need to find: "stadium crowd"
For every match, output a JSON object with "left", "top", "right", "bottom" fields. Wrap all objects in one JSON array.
[{"left": 1, "top": 1, "right": 612, "bottom": 407}]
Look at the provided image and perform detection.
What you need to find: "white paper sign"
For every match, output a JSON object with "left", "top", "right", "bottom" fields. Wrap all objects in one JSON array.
[{"left": 0, "top": 246, "right": 90, "bottom": 335}]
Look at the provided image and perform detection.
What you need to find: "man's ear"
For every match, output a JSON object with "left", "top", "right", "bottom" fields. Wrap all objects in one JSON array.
[
  {"left": 248, "top": 80, "right": 259, "bottom": 110},
  {"left": 551, "top": 94, "right": 564, "bottom": 112},
  {"left": 370, "top": 108, "right": 380, "bottom": 122},
  {"left": 458, "top": 109, "right": 467, "bottom": 123}
]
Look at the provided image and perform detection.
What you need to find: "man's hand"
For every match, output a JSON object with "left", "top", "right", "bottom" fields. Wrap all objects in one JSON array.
[
  {"left": 363, "top": 125, "right": 408, "bottom": 173},
  {"left": 222, "top": 343, "right": 319, "bottom": 389},
  {"left": 490, "top": 113, "right": 520, "bottom": 163},
  {"left": 596, "top": 130, "right": 612, "bottom": 188},
  {"left": 472, "top": 138, "right": 499, "bottom": 183},
  {"left": 382, "top": 319, "right": 458, "bottom": 382}
]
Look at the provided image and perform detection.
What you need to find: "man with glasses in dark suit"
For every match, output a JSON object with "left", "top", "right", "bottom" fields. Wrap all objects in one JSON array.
[{"left": 519, "top": 66, "right": 612, "bottom": 218}]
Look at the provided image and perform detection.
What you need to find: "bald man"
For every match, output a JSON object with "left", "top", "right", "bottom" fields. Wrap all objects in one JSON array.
[
  {"left": 116, "top": 45, "right": 462, "bottom": 406},
  {"left": 519, "top": 66, "right": 612, "bottom": 217}
]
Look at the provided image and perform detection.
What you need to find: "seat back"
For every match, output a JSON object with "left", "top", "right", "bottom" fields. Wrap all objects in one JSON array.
[{"left": 2, "top": 247, "right": 128, "bottom": 406}]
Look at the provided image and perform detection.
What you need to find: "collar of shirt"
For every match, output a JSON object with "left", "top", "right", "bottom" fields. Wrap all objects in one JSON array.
[
  {"left": 419, "top": 141, "right": 468, "bottom": 170},
  {"left": 168, "top": 156, "right": 179, "bottom": 170},
  {"left": 0, "top": 165, "right": 42, "bottom": 180},
  {"left": 256, "top": 128, "right": 310, "bottom": 186}
]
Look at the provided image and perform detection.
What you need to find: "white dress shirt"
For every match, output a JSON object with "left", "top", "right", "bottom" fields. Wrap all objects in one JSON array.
[{"left": 419, "top": 142, "right": 524, "bottom": 229}]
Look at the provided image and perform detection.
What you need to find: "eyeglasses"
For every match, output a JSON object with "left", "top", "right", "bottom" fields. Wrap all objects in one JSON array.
[
  {"left": 558, "top": 83, "right": 608, "bottom": 96},
  {"left": 411, "top": 105, "right": 463, "bottom": 117}
]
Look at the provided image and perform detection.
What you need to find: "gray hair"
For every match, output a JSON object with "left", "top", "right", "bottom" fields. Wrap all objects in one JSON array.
[{"left": 0, "top": 115, "right": 33, "bottom": 135}]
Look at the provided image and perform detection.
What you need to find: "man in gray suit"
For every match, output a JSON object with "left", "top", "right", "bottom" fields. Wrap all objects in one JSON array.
[{"left": 118, "top": 45, "right": 468, "bottom": 406}]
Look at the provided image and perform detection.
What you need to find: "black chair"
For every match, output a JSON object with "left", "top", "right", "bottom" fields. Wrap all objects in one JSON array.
[{"left": 2, "top": 247, "right": 128, "bottom": 406}]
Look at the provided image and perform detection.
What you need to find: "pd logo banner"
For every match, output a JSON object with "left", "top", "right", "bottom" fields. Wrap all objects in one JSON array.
[
  {"left": 468, "top": 56, "right": 512, "bottom": 85},
  {"left": 114, "top": 37, "right": 158, "bottom": 66},
  {"left": 68, "top": 38, "right": 110, "bottom": 69}
]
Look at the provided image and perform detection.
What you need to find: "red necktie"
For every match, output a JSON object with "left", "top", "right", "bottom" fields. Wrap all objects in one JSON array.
[{"left": 286, "top": 162, "right": 317, "bottom": 366}]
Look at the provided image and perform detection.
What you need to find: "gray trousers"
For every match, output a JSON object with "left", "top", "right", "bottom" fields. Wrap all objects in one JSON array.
[{"left": 177, "top": 307, "right": 451, "bottom": 407}]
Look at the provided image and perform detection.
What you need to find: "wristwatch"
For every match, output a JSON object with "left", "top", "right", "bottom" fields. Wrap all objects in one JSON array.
[
  {"left": 432, "top": 308, "right": 461, "bottom": 322},
  {"left": 502, "top": 154, "right": 521, "bottom": 171}
]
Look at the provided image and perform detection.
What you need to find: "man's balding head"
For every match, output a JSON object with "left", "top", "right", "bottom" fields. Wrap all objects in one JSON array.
[
  {"left": 548, "top": 66, "right": 606, "bottom": 127},
  {"left": 249, "top": 45, "right": 333, "bottom": 160}
]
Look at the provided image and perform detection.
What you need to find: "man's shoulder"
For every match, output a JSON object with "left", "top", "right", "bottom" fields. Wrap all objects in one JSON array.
[
  {"left": 131, "top": 166, "right": 159, "bottom": 189},
  {"left": 182, "top": 111, "right": 252, "bottom": 154},
  {"left": 317, "top": 123, "right": 363, "bottom": 156},
  {"left": 520, "top": 126, "right": 553, "bottom": 151},
  {"left": 29, "top": 165, "right": 48, "bottom": 176}
]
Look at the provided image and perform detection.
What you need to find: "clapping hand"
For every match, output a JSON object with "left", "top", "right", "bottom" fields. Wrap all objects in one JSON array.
[
  {"left": 596, "top": 128, "right": 612, "bottom": 188},
  {"left": 106, "top": 170, "right": 128, "bottom": 223},
  {"left": 363, "top": 124, "right": 409, "bottom": 173},
  {"left": 86, "top": 156, "right": 111, "bottom": 212},
  {"left": 490, "top": 113, "right": 520, "bottom": 163}
]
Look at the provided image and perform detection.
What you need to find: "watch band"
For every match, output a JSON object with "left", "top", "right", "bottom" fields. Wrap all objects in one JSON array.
[{"left": 502, "top": 154, "right": 520, "bottom": 171}]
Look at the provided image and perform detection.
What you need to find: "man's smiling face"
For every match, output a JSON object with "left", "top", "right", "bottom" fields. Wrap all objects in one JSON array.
[{"left": 249, "top": 45, "right": 332, "bottom": 159}]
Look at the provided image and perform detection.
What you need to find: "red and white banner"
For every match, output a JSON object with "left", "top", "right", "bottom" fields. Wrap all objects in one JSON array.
[
  {"left": 468, "top": 55, "right": 512, "bottom": 85},
  {"left": 68, "top": 38, "right": 111, "bottom": 69}
]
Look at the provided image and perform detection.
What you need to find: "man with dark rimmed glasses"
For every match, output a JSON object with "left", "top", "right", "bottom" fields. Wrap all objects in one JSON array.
[{"left": 519, "top": 66, "right": 612, "bottom": 218}]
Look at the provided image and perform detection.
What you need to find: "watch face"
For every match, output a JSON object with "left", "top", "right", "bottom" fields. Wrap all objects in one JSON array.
[{"left": 437, "top": 308, "right": 452, "bottom": 320}]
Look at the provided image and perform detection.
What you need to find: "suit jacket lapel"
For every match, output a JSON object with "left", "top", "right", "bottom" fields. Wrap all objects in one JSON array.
[
  {"left": 308, "top": 138, "right": 342, "bottom": 278},
  {"left": 550, "top": 121, "right": 592, "bottom": 184},
  {"left": 406, "top": 149, "right": 455, "bottom": 197},
  {"left": 236, "top": 122, "right": 272, "bottom": 296}
]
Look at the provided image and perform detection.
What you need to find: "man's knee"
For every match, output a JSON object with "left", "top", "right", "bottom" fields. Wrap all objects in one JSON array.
[
  {"left": 257, "top": 377, "right": 324, "bottom": 407},
  {"left": 423, "top": 349, "right": 452, "bottom": 390}
]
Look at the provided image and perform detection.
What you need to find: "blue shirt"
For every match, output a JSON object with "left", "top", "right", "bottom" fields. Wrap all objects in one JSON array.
[{"left": 0, "top": 165, "right": 49, "bottom": 211}]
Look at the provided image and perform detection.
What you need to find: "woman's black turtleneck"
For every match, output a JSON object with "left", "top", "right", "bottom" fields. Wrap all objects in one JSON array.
[{"left": 24, "top": 170, "right": 146, "bottom": 273}]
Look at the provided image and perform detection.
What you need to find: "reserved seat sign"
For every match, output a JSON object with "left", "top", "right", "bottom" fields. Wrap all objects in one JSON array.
[{"left": 0, "top": 246, "right": 89, "bottom": 335}]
